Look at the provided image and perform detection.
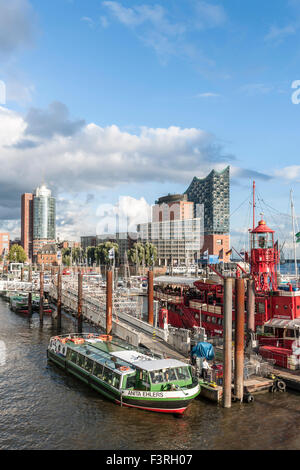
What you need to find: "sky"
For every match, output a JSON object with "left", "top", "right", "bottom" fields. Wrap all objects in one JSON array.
[{"left": 1, "top": 0, "right": 300, "bottom": 256}]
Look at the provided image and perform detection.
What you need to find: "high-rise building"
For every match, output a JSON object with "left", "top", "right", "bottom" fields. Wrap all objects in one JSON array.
[
  {"left": 185, "top": 166, "right": 230, "bottom": 262},
  {"left": 32, "top": 184, "right": 56, "bottom": 259},
  {"left": 21, "top": 193, "right": 34, "bottom": 260},
  {"left": 0, "top": 232, "right": 10, "bottom": 260},
  {"left": 21, "top": 184, "right": 56, "bottom": 262},
  {"left": 185, "top": 166, "right": 230, "bottom": 235}
]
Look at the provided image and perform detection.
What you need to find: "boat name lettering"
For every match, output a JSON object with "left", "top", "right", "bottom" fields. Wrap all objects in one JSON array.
[{"left": 127, "top": 390, "right": 164, "bottom": 398}]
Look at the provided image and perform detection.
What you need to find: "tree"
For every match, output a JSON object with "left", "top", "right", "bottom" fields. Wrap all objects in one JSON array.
[
  {"left": 95, "top": 242, "right": 119, "bottom": 265},
  {"left": 144, "top": 242, "right": 157, "bottom": 266},
  {"left": 8, "top": 244, "right": 27, "bottom": 263},
  {"left": 128, "top": 242, "right": 157, "bottom": 266},
  {"left": 72, "top": 246, "right": 83, "bottom": 264},
  {"left": 86, "top": 246, "right": 96, "bottom": 266},
  {"left": 63, "top": 255, "right": 71, "bottom": 267},
  {"left": 128, "top": 242, "right": 145, "bottom": 265},
  {"left": 62, "top": 247, "right": 71, "bottom": 266}
]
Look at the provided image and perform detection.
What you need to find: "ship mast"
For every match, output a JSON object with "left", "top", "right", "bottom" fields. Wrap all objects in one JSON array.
[
  {"left": 290, "top": 189, "right": 298, "bottom": 279},
  {"left": 253, "top": 180, "right": 256, "bottom": 230}
]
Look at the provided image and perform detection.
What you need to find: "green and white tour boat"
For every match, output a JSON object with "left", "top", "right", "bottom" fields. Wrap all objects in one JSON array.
[{"left": 47, "top": 333, "right": 200, "bottom": 414}]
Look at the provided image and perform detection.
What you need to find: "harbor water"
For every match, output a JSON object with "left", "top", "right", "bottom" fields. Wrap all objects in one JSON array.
[{"left": 1, "top": 298, "right": 300, "bottom": 450}]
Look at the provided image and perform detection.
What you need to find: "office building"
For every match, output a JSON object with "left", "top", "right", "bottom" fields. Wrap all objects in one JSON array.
[
  {"left": 0, "top": 233, "right": 10, "bottom": 260},
  {"left": 137, "top": 195, "right": 204, "bottom": 266},
  {"left": 21, "top": 193, "right": 34, "bottom": 260},
  {"left": 21, "top": 183, "right": 56, "bottom": 262}
]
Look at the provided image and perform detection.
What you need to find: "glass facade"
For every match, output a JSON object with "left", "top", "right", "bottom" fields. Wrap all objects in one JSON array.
[
  {"left": 184, "top": 166, "right": 230, "bottom": 235},
  {"left": 138, "top": 217, "right": 204, "bottom": 264},
  {"left": 33, "top": 185, "right": 56, "bottom": 240}
]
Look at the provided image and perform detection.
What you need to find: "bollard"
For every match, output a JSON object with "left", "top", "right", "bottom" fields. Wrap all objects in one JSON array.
[
  {"left": 106, "top": 269, "right": 113, "bottom": 335},
  {"left": 148, "top": 269, "right": 154, "bottom": 326},
  {"left": 234, "top": 278, "right": 245, "bottom": 402},
  {"left": 78, "top": 272, "right": 83, "bottom": 333},
  {"left": 223, "top": 278, "right": 233, "bottom": 408},
  {"left": 39, "top": 271, "right": 44, "bottom": 323}
]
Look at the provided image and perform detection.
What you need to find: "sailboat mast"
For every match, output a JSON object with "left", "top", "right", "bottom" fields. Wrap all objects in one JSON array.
[{"left": 290, "top": 189, "right": 298, "bottom": 279}]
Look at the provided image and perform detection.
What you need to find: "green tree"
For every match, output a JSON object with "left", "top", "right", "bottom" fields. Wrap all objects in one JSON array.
[
  {"left": 128, "top": 242, "right": 157, "bottom": 266},
  {"left": 86, "top": 246, "right": 96, "bottom": 266},
  {"left": 62, "top": 247, "right": 71, "bottom": 266},
  {"left": 95, "top": 241, "right": 119, "bottom": 265},
  {"left": 63, "top": 255, "right": 71, "bottom": 267},
  {"left": 8, "top": 244, "right": 27, "bottom": 263},
  {"left": 144, "top": 242, "right": 157, "bottom": 266},
  {"left": 128, "top": 242, "right": 145, "bottom": 265},
  {"left": 72, "top": 246, "right": 83, "bottom": 264}
]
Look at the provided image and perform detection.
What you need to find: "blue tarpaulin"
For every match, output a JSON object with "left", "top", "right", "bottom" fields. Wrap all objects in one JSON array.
[{"left": 191, "top": 342, "right": 215, "bottom": 360}]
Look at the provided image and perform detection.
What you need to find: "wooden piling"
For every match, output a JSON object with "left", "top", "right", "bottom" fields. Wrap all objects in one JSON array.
[
  {"left": 106, "top": 269, "right": 113, "bottom": 335},
  {"left": 57, "top": 272, "right": 62, "bottom": 326},
  {"left": 39, "top": 271, "right": 44, "bottom": 323},
  {"left": 28, "top": 292, "right": 32, "bottom": 317},
  {"left": 78, "top": 272, "right": 83, "bottom": 333},
  {"left": 223, "top": 278, "right": 233, "bottom": 408},
  {"left": 148, "top": 269, "right": 154, "bottom": 326},
  {"left": 234, "top": 278, "right": 245, "bottom": 401},
  {"left": 247, "top": 279, "right": 255, "bottom": 334}
]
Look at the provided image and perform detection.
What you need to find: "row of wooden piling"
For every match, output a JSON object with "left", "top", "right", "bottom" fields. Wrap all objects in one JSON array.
[{"left": 223, "top": 278, "right": 255, "bottom": 408}]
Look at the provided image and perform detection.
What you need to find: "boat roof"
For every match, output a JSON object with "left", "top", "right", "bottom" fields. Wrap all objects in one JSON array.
[
  {"left": 264, "top": 318, "right": 300, "bottom": 329},
  {"left": 111, "top": 350, "right": 187, "bottom": 371},
  {"left": 154, "top": 276, "right": 199, "bottom": 287}
]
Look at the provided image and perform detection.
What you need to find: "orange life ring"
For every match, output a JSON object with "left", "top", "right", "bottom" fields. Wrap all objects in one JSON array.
[{"left": 119, "top": 366, "right": 130, "bottom": 371}]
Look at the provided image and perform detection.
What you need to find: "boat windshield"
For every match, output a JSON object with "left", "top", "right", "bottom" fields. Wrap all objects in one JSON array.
[{"left": 149, "top": 366, "right": 190, "bottom": 384}]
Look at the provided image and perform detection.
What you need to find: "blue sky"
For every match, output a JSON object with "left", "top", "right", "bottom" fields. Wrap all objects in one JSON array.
[{"left": 1, "top": 0, "right": 300, "bottom": 255}]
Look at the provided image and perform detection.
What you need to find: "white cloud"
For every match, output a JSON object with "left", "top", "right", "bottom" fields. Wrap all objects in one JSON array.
[
  {"left": 239, "top": 83, "right": 273, "bottom": 96},
  {"left": 264, "top": 24, "right": 296, "bottom": 43},
  {"left": 0, "top": 102, "right": 273, "bottom": 239},
  {"left": 194, "top": 1, "right": 227, "bottom": 30},
  {"left": 101, "top": 1, "right": 226, "bottom": 63},
  {"left": 196, "top": 92, "right": 220, "bottom": 98},
  {"left": 274, "top": 165, "right": 300, "bottom": 182}
]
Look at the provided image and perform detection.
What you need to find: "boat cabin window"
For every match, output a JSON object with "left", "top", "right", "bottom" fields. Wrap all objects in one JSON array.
[
  {"left": 113, "top": 373, "right": 121, "bottom": 389},
  {"left": 94, "top": 362, "right": 104, "bottom": 379},
  {"left": 67, "top": 350, "right": 78, "bottom": 364},
  {"left": 77, "top": 354, "right": 86, "bottom": 368},
  {"left": 285, "top": 329, "right": 296, "bottom": 338},
  {"left": 149, "top": 366, "right": 190, "bottom": 384},
  {"left": 103, "top": 367, "right": 114, "bottom": 385},
  {"left": 124, "top": 373, "right": 136, "bottom": 389},
  {"left": 175, "top": 366, "right": 191, "bottom": 381},
  {"left": 84, "top": 358, "right": 94, "bottom": 373}
]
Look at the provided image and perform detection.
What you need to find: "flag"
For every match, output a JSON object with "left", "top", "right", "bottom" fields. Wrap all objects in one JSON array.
[
  {"left": 296, "top": 232, "right": 300, "bottom": 243},
  {"left": 203, "top": 250, "right": 209, "bottom": 259},
  {"left": 108, "top": 248, "right": 115, "bottom": 259},
  {"left": 226, "top": 249, "right": 232, "bottom": 256}
]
